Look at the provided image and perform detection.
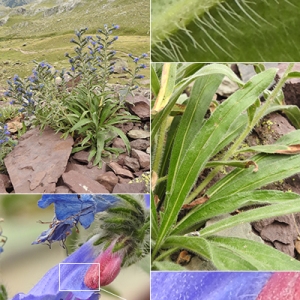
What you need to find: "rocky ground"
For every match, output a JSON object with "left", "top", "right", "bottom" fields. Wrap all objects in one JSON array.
[{"left": 0, "top": 87, "right": 150, "bottom": 194}]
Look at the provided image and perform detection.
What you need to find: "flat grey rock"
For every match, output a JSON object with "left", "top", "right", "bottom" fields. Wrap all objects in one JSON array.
[{"left": 4, "top": 127, "right": 73, "bottom": 193}]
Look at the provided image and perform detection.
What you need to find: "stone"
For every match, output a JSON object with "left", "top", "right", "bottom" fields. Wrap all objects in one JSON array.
[
  {"left": 62, "top": 170, "right": 109, "bottom": 193},
  {"left": 118, "top": 177, "right": 131, "bottom": 184},
  {"left": 130, "top": 139, "right": 150, "bottom": 151},
  {"left": 131, "top": 149, "right": 150, "bottom": 169},
  {"left": 216, "top": 76, "right": 239, "bottom": 97},
  {"left": 116, "top": 153, "right": 127, "bottom": 166},
  {"left": 65, "top": 162, "right": 106, "bottom": 181},
  {"left": 112, "top": 58, "right": 129, "bottom": 74},
  {"left": 126, "top": 95, "right": 150, "bottom": 120},
  {"left": 124, "top": 156, "right": 140, "bottom": 172},
  {"left": 252, "top": 213, "right": 300, "bottom": 257},
  {"left": 96, "top": 171, "right": 118, "bottom": 193},
  {"left": 276, "top": 63, "right": 300, "bottom": 107},
  {"left": 55, "top": 185, "right": 72, "bottom": 193},
  {"left": 206, "top": 214, "right": 264, "bottom": 243},
  {"left": 4, "top": 127, "right": 74, "bottom": 193},
  {"left": 0, "top": 177, "right": 7, "bottom": 193},
  {"left": 108, "top": 162, "right": 134, "bottom": 178},
  {"left": 112, "top": 137, "right": 126, "bottom": 150},
  {"left": 73, "top": 151, "right": 90, "bottom": 164},
  {"left": 0, "top": 174, "right": 10, "bottom": 189},
  {"left": 112, "top": 182, "right": 146, "bottom": 193},
  {"left": 127, "top": 129, "right": 150, "bottom": 139}
]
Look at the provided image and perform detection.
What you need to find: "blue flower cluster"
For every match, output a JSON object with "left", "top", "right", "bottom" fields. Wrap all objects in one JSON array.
[
  {"left": 9, "top": 194, "right": 149, "bottom": 300},
  {"left": 32, "top": 194, "right": 120, "bottom": 248},
  {"left": 0, "top": 123, "right": 10, "bottom": 145}
]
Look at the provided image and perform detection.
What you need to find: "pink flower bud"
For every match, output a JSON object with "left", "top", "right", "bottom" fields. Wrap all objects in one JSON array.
[{"left": 84, "top": 243, "right": 124, "bottom": 289}]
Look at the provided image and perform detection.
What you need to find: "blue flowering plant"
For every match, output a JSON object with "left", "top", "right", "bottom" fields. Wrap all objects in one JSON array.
[
  {"left": 8, "top": 194, "right": 149, "bottom": 300},
  {"left": 4, "top": 25, "right": 148, "bottom": 167},
  {"left": 0, "top": 122, "right": 17, "bottom": 173}
]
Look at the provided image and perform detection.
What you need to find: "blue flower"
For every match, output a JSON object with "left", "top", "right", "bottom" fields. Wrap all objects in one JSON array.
[
  {"left": 32, "top": 194, "right": 121, "bottom": 247},
  {"left": 0, "top": 219, "right": 6, "bottom": 254},
  {"left": 12, "top": 238, "right": 101, "bottom": 300},
  {"left": 151, "top": 272, "right": 273, "bottom": 300},
  {"left": 140, "top": 64, "right": 147, "bottom": 69},
  {"left": 135, "top": 75, "right": 145, "bottom": 79},
  {"left": 133, "top": 57, "right": 139, "bottom": 63},
  {"left": 141, "top": 53, "right": 148, "bottom": 58},
  {"left": 144, "top": 194, "right": 150, "bottom": 208},
  {"left": 114, "top": 25, "right": 119, "bottom": 29}
]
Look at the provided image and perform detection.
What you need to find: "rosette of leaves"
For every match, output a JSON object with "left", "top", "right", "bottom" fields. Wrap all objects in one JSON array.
[
  {"left": 151, "top": 0, "right": 300, "bottom": 62},
  {"left": 151, "top": 63, "right": 300, "bottom": 270}
]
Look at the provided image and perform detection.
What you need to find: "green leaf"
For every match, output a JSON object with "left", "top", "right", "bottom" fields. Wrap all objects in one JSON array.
[
  {"left": 153, "top": 63, "right": 177, "bottom": 111},
  {"left": 173, "top": 190, "right": 300, "bottom": 234},
  {"left": 200, "top": 200, "right": 300, "bottom": 237},
  {"left": 110, "top": 126, "right": 131, "bottom": 154},
  {"left": 151, "top": 191, "right": 159, "bottom": 239},
  {"left": 151, "top": 65, "right": 161, "bottom": 97},
  {"left": 167, "top": 74, "right": 224, "bottom": 192},
  {"left": 163, "top": 235, "right": 300, "bottom": 270},
  {"left": 207, "top": 236, "right": 300, "bottom": 270},
  {"left": 70, "top": 118, "right": 92, "bottom": 132},
  {"left": 153, "top": 68, "right": 277, "bottom": 257},
  {"left": 151, "top": 63, "right": 243, "bottom": 139},
  {"left": 207, "top": 153, "right": 300, "bottom": 199},
  {"left": 152, "top": 0, "right": 300, "bottom": 62},
  {"left": 152, "top": 261, "right": 186, "bottom": 271}
]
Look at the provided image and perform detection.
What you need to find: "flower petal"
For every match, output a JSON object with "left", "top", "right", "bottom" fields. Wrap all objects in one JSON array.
[
  {"left": 151, "top": 272, "right": 273, "bottom": 300},
  {"left": 13, "top": 239, "right": 99, "bottom": 300}
]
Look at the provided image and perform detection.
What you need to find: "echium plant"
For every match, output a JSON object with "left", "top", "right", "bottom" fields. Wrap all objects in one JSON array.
[
  {"left": 151, "top": 63, "right": 300, "bottom": 270},
  {"left": 0, "top": 122, "right": 16, "bottom": 173},
  {"left": 4, "top": 25, "right": 148, "bottom": 167},
  {"left": 10, "top": 194, "right": 149, "bottom": 300},
  {"left": 151, "top": 0, "right": 300, "bottom": 62}
]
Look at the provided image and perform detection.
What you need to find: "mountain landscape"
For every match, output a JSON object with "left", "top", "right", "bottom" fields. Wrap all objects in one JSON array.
[{"left": 0, "top": 0, "right": 150, "bottom": 88}]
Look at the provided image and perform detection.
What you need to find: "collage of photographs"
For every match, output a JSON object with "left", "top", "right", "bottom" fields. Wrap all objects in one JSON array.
[{"left": 0, "top": 0, "right": 300, "bottom": 299}]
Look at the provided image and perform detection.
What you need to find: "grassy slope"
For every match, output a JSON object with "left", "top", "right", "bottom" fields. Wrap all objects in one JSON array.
[{"left": 0, "top": 0, "right": 150, "bottom": 87}]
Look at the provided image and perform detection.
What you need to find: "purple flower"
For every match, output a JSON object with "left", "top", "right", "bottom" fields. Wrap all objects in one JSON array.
[
  {"left": 12, "top": 238, "right": 101, "bottom": 300},
  {"left": 114, "top": 25, "right": 119, "bottom": 29},
  {"left": 141, "top": 53, "right": 148, "bottom": 58},
  {"left": 140, "top": 64, "right": 147, "bottom": 69},
  {"left": 135, "top": 75, "right": 145, "bottom": 79},
  {"left": 32, "top": 194, "right": 120, "bottom": 247},
  {"left": 0, "top": 219, "right": 6, "bottom": 254},
  {"left": 151, "top": 272, "right": 273, "bottom": 300},
  {"left": 133, "top": 57, "right": 139, "bottom": 63},
  {"left": 144, "top": 194, "right": 150, "bottom": 208}
]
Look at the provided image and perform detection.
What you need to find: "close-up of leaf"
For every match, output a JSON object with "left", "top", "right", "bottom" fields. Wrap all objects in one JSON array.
[
  {"left": 151, "top": 0, "right": 300, "bottom": 62},
  {"left": 151, "top": 63, "right": 300, "bottom": 271}
]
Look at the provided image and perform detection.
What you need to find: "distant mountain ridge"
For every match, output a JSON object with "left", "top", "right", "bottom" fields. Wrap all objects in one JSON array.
[
  {"left": 0, "top": 0, "right": 149, "bottom": 38},
  {"left": 0, "top": 0, "right": 33, "bottom": 8}
]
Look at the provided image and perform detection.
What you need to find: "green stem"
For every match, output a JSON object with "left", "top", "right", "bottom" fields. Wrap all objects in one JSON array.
[
  {"left": 154, "top": 247, "right": 178, "bottom": 262},
  {"left": 152, "top": 117, "right": 169, "bottom": 174},
  {"left": 186, "top": 63, "right": 294, "bottom": 202}
]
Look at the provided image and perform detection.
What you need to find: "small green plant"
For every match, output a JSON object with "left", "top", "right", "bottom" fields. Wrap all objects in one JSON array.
[
  {"left": 151, "top": 63, "right": 300, "bottom": 270},
  {"left": 4, "top": 25, "right": 148, "bottom": 167}
]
